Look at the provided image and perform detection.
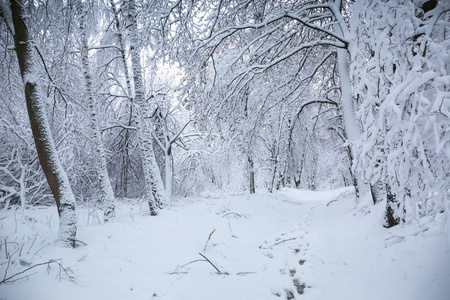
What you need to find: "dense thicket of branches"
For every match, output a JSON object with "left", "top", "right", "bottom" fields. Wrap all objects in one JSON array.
[{"left": 0, "top": 0, "right": 449, "bottom": 245}]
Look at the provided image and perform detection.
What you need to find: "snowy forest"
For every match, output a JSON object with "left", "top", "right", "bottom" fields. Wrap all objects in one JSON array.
[{"left": 0, "top": 0, "right": 449, "bottom": 299}]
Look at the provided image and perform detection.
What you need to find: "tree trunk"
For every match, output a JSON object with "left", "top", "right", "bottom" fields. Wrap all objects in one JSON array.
[
  {"left": 79, "top": 3, "right": 115, "bottom": 222},
  {"left": 109, "top": 0, "right": 133, "bottom": 198},
  {"left": 336, "top": 48, "right": 369, "bottom": 201},
  {"left": 248, "top": 155, "right": 255, "bottom": 194},
  {"left": 384, "top": 183, "right": 400, "bottom": 228},
  {"left": 295, "top": 153, "right": 305, "bottom": 189},
  {"left": 370, "top": 180, "right": 385, "bottom": 205},
  {"left": 269, "top": 145, "right": 277, "bottom": 193},
  {"left": 128, "top": 0, "right": 166, "bottom": 214},
  {"left": 119, "top": 107, "right": 133, "bottom": 197},
  {"left": 165, "top": 146, "right": 172, "bottom": 201},
  {"left": 9, "top": 0, "right": 76, "bottom": 247}
]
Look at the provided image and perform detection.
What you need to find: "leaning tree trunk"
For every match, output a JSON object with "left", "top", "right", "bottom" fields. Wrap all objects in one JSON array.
[
  {"left": 128, "top": 0, "right": 167, "bottom": 214},
  {"left": 9, "top": 0, "right": 76, "bottom": 247},
  {"left": 79, "top": 3, "right": 115, "bottom": 222}
]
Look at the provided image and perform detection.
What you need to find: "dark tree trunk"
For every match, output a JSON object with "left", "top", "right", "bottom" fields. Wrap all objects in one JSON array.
[
  {"left": 10, "top": 0, "right": 77, "bottom": 247},
  {"left": 248, "top": 156, "right": 255, "bottom": 194},
  {"left": 370, "top": 180, "right": 385, "bottom": 205},
  {"left": 345, "top": 145, "right": 361, "bottom": 198},
  {"left": 384, "top": 183, "right": 400, "bottom": 228}
]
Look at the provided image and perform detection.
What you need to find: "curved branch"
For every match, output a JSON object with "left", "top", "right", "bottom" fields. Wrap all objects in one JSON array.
[{"left": 296, "top": 99, "right": 338, "bottom": 120}]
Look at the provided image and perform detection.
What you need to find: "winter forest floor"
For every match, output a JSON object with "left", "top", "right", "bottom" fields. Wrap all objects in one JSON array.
[{"left": 1, "top": 188, "right": 450, "bottom": 300}]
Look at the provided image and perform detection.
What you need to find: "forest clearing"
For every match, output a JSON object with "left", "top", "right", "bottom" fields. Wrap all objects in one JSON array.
[{"left": 1, "top": 188, "right": 449, "bottom": 300}]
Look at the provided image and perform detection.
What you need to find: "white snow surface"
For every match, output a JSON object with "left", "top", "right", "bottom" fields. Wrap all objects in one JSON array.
[{"left": 1, "top": 188, "right": 449, "bottom": 300}]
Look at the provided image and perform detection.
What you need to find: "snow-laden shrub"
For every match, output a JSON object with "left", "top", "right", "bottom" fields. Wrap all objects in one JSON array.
[{"left": 351, "top": 0, "right": 450, "bottom": 223}]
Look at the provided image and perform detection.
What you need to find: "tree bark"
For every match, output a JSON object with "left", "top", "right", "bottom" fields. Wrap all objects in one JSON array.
[
  {"left": 9, "top": 0, "right": 76, "bottom": 247},
  {"left": 79, "top": 2, "right": 115, "bottom": 222},
  {"left": 127, "top": 0, "right": 167, "bottom": 214},
  {"left": 248, "top": 156, "right": 255, "bottom": 194},
  {"left": 336, "top": 48, "right": 369, "bottom": 201},
  {"left": 370, "top": 180, "right": 385, "bottom": 205},
  {"left": 165, "top": 145, "right": 173, "bottom": 200},
  {"left": 109, "top": 0, "right": 133, "bottom": 198},
  {"left": 384, "top": 183, "right": 400, "bottom": 228}
]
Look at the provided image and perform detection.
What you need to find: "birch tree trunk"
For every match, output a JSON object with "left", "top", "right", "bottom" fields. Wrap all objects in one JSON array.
[
  {"left": 165, "top": 145, "right": 172, "bottom": 201},
  {"left": 79, "top": 3, "right": 115, "bottom": 222},
  {"left": 127, "top": 0, "right": 166, "bottom": 214},
  {"left": 9, "top": 0, "right": 76, "bottom": 247},
  {"left": 154, "top": 112, "right": 173, "bottom": 201},
  {"left": 328, "top": 1, "right": 374, "bottom": 200},
  {"left": 109, "top": 0, "right": 133, "bottom": 102},
  {"left": 337, "top": 47, "right": 370, "bottom": 202},
  {"left": 109, "top": 0, "right": 134, "bottom": 198}
]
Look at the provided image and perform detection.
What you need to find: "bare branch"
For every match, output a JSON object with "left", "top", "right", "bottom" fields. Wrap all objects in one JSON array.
[
  {"left": 198, "top": 252, "right": 226, "bottom": 274},
  {"left": 1, "top": 259, "right": 74, "bottom": 284}
]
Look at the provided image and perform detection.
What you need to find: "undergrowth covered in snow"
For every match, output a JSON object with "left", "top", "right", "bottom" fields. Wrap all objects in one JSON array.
[{"left": 1, "top": 188, "right": 449, "bottom": 300}]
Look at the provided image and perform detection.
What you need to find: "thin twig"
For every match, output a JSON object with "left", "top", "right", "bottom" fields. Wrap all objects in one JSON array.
[
  {"left": 222, "top": 212, "right": 242, "bottom": 218},
  {"left": 236, "top": 271, "right": 257, "bottom": 276},
  {"left": 4, "top": 237, "right": 8, "bottom": 259},
  {"left": 34, "top": 243, "right": 48, "bottom": 255},
  {"left": 203, "top": 228, "right": 216, "bottom": 252},
  {"left": 18, "top": 242, "right": 24, "bottom": 257},
  {"left": 198, "top": 252, "right": 224, "bottom": 274},
  {"left": 27, "top": 234, "right": 38, "bottom": 253},
  {"left": 6, "top": 271, "right": 38, "bottom": 283},
  {"left": 260, "top": 237, "right": 298, "bottom": 249},
  {"left": 14, "top": 210, "right": 17, "bottom": 233},
  {"left": 2, "top": 260, "right": 49, "bottom": 284},
  {"left": 1, "top": 259, "right": 74, "bottom": 284},
  {"left": 326, "top": 199, "right": 338, "bottom": 206},
  {"left": 75, "top": 239, "right": 87, "bottom": 246},
  {"left": 179, "top": 259, "right": 205, "bottom": 268},
  {"left": 3, "top": 256, "right": 11, "bottom": 282},
  {"left": 274, "top": 237, "right": 297, "bottom": 245},
  {"left": 327, "top": 190, "right": 353, "bottom": 206}
]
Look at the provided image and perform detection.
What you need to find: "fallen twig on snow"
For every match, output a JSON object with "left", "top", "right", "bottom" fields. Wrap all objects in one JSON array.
[
  {"left": 222, "top": 212, "right": 242, "bottom": 218},
  {"left": 198, "top": 253, "right": 228, "bottom": 275},
  {"left": 274, "top": 237, "right": 297, "bottom": 246},
  {"left": 203, "top": 228, "right": 216, "bottom": 252},
  {"left": 327, "top": 190, "right": 353, "bottom": 206},
  {"left": 236, "top": 271, "right": 257, "bottom": 276},
  {"left": 179, "top": 259, "right": 206, "bottom": 269},
  {"left": 173, "top": 253, "right": 228, "bottom": 275},
  {"left": 75, "top": 239, "right": 87, "bottom": 246},
  {"left": 1, "top": 258, "right": 74, "bottom": 284},
  {"left": 259, "top": 237, "right": 298, "bottom": 249}
]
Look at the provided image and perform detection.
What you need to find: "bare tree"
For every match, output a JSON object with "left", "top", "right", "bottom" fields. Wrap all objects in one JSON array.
[
  {"left": 127, "top": 0, "right": 167, "bottom": 214},
  {"left": 2, "top": 0, "right": 77, "bottom": 247},
  {"left": 78, "top": 1, "right": 115, "bottom": 222}
]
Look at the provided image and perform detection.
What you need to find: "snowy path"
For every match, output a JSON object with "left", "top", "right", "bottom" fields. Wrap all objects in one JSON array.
[{"left": 1, "top": 188, "right": 450, "bottom": 300}]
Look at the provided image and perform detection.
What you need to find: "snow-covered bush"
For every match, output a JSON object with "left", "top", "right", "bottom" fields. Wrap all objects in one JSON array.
[{"left": 351, "top": 0, "right": 450, "bottom": 224}]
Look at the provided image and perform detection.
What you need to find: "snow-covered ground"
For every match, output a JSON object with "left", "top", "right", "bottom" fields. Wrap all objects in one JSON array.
[{"left": 1, "top": 188, "right": 449, "bottom": 300}]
